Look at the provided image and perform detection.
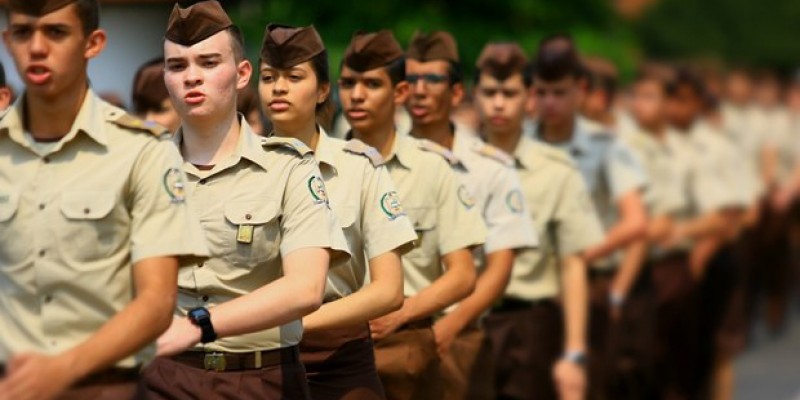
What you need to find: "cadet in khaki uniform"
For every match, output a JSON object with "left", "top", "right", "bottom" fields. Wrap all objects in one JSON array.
[
  {"left": 131, "top": 57, "right": 180, "bottom": 133},
  {"left": 338, "top": 31, "right": 486, "bottom": 400},
  {"left": 664, "top": 68, "right": 750, "bottom": 400},
  {"left": 530, "top": 36, "right": 649, "bottom": 400},
  {"left": 404, "top": 37, "right": 539, "bottom": 400},
  {"left": 258, "top": 27, "right": 417, "bottom": 400},
  {"left": 140, "top": 3, "right": 348, "bottom": 399},
  {"left": 0, "top": 1, "right": 209, "bottom": 399},
  {"left": 474, "top": 42, "right": 605, "bottom": 400}
]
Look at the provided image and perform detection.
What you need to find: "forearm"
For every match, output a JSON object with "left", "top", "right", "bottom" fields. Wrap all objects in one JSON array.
[
  {"left": 611, "top": 239, "right": 647, "bottom": 299},
  {"left": 680, "top": 211, "right": 728, "bottom": 239},
  {"left": 304, "top": 252, "right": 404, "bottom": 332},
  {"left": 438, "top": 250, "right": 514, "bottom": 333},
  {"left": 561, "top": 255, "right": 588, "bottom": 352},
  {"left": 402, "top": 251, "right": 477, "bottom": 322},
  {"left": 584, "top": 192, "right": 647, "bottom": 263}
]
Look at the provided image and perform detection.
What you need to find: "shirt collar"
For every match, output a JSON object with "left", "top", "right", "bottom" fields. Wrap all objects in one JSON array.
[
  {"left": 534, "top": 116, "right": 593, "bottom": 158},
  {"left": 514, "top": 135, "right": 538, "bottom": 170},
  {"left": 314, "top": 127, "right": 339, "bottom": 175},
  {"left": 385, "top": 131, "right": 413, "bottom": 169}
]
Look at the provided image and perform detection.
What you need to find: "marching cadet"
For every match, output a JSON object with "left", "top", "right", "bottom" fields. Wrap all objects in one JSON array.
[
  {"left": 530, "top": 35, "right": 649, "bottom": 399},
  {"left": 476, "top": 42, "right": 605, "bottom": 400},
  {"left": 0, "top": 0, "right": 209, "bottom": 399},
  {"left": 664, "top": 67, "right": 750, "bottom": 400},
  {"left": 339, "top": 29, "right": 486, "bottom": 400},
  {"left": 141, "top": 2, "right": 349, "bottom": 399},
  {"left": 131, "top": 57, "right": 181, "bottom": 133},
  {"left": 0, "top": 61, "right": 12, "bottom": 111},
  {"left": 580, "top": 55, "right": 619, "bottom": 131},
  {"left": 403, "top": 36, "right": 539, "bottom": 399},
  {"left": 259, "top": 26, "right": 418, "bottom": 399}
]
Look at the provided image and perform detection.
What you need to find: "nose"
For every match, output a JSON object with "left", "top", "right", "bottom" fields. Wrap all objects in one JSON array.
[
  {"left": 351, "top": 83, "right": 366, "bottom": 102},
  {"left": 412, "top": 78, "right": 427, "bottom": 96},
  {"left": 272, "top": 76, "right": 289, "bottom": 94},
  {"left": 492, "top": 93, "right": 504, "bottom": 109},
  {"left": 29, "top": 31, "right": 48, "bottom": 59},
  {"left": 184, "top": 63, "right": 203, "bottom": 87}
]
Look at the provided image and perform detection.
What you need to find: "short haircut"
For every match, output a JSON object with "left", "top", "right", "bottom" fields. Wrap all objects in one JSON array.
[
  {"left": 532, "top": 34, "right": 583, "bottom": 82},
  {"left": 0, "top": 60, "right": 6, "bottom": 87},
  {"left": 447, "top": 60, "right": 463, "bottom": 85},
  {"left": 667, "top": 67, "right": 705, "bottom": 99},
  {"left": 473, "top": 64, "right": 533, "bottom": 88},
  {"left": 75, "top": 0, "right": 101, "bottom": 36},
  {"left": 634, "top": 63, "right": 674, "bottom": 92},
  {"left": 227, "top": 26, "right": 246, "bottom": 62}
]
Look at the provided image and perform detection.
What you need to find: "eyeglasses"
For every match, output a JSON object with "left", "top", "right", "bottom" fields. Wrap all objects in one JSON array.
[{"left": 407, "top": 73, "right": 449, "bottom": 85}]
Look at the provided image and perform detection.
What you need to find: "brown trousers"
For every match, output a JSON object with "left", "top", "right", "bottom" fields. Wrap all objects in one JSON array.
[
  {"left": 439, "top": 325, "right": 495, "bottom": 400},
  {"left": 0, "top": 366, "right": 144, "bottom": 400},
  {"left": 300, "top": 323, "right": 385, "bottom": 400},
  {"left": 373, "top": 322, "right": 441, "bottom": 400},
  {"left": 141, "top": 347, "right": 310, "bottom": 400},
  {"left": 484, "top": 300, "right": 562, "bottom": 400}
]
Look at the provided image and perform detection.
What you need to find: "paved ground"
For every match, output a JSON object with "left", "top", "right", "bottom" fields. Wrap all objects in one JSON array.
[{"left": 735, "top": 305, "right": 800, "bottom": 400}]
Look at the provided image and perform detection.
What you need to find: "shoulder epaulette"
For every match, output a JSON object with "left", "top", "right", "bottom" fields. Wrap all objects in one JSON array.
[
  {"left": 472, "top": 140, "right": 514, "bottom": 167},
  {"left": 416, "top": 138, "right": 459, "bottom": 165},
  {"left": 261, "top": 136, "right": 313, "bottom": 157},
  {"left": 108, "top": 111, "right": 169, "bottom": 137},
  {"left": 534, "top": 142, "right": 577, "bottom": 169},
  {"left": 343, "top": 139, "right": 385, "bottom": 167}
]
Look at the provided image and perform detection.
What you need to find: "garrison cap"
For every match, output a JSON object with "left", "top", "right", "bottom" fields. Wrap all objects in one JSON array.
[
  {"left": 165, "top": 0, "right": 233, "bottom": 47},
  {"left": 406, "top": 31, "right": 459, "bottom": 63},
  {"left": 260, "top": 24, "right": 325, "bottom": 69},
  {"left": 7, "top": 0, "right": 76, "bottom": 16},
  {"left": 343, "top": 30, "right": 404, "bottom": 72}
]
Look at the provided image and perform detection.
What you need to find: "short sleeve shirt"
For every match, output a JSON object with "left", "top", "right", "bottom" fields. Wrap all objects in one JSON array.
[
  {"left": 0, "top": 91, "right": 209, "bottom": 367},
  {"left": 173, "top": 121, "right": 350, "bottom": 353},
  {"left": 313, "top": 130, "right": 417, "bottom": 300},
  {"left": 505, "top": 137, "right": 605, "bottom": 300},
  {"left": 385, "top": 133, "right": 486, "bottom": 296}
]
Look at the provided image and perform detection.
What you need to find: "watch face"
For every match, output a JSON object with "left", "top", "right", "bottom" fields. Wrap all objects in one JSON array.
[{"left": 189, "top": 307, "right": 210, "bottom": 321}]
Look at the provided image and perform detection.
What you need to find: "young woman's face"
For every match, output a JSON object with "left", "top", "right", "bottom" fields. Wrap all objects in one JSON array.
[
  {"left": 144, "top": 98, "right": 180, "bottom": 133},
  {"left": 258, "top": 61, "right": 328, "bottom": 130}
]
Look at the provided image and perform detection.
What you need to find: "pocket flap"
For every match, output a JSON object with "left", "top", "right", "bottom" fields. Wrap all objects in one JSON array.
[
  {"left": 60, "top": 191, "right": 115, "bottom": 220},
  {"left": 405, "top": 207, "right": 436, "bottom": 231},
  {"left": 0, "top": 189, "right": 19, "bottom": 221},
  {"left": 224, "top": 200, "right": 280, "bottom": 225}
]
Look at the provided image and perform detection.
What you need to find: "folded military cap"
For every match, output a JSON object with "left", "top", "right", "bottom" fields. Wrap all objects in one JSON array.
[
  {"left": 260, "top": 24, "right": 325, "bottom": 69},
  {"left": 476, "top": 42, "right": 528, "bottom": 80},
  {"left": 343, "top": 30, "right": 404, "bottom": 72},
  {"left": 132, "top": 58, "right": 169, "bottom": 114},
  {"left": 7, "top": 0, "right": 76, "bottom": 16},
  {"left": 406, "top": 31, "right": 459, "bottom": 63},
  {"left": 165, "top": 0, "right": 233, "bottom": 46}
]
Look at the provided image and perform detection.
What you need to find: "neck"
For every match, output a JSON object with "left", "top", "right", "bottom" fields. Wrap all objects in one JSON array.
[
  {"left": 540, "top": 116, "right": 575, "bottom": 143},
  {"left": 25, "top": 80, "right": 88, "bottom": 140},
  {"left": 352, "top": 119, "right": 396, "bottom": 159},
  {"left": 485, "top": 125, "right": 522, "bottom": 155},
  {"left": 181, "top": 110, "right": 240, "bottom": 166},
  {"left": 410, "top": 118, "right": 454, "bottom": 150},
  {"left": 274, "top": 119, "right": 319, "bottom": 151}
]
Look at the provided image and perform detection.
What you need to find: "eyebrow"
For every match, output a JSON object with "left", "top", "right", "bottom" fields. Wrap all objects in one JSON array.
[{"left": 197, "top": 53, "right": 222, "bottom": 60}]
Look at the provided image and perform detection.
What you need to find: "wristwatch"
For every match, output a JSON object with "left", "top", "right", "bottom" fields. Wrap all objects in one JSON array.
[
  {"left": 188, "top": 307, "right": 217, "bottom": 344},
  {"left": 562, "top": 350, "right": 588, "bottom": 367}
]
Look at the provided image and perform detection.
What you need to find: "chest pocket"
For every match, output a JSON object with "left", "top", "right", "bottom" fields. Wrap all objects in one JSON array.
[
  {"left": 404, "top": 206, "right": 438, "bottom": 263},
  {"left": 334, "top": 205, "right": 358, "bottom": 251},
  {"left": 59, "top": 190, "right": 117, "bottom": 263},
  {"left": 222, "top": 200, "right": 281, "bottom": 267},
  {"left": 0, "top": 189, "right": 19, "bottom": 222}
]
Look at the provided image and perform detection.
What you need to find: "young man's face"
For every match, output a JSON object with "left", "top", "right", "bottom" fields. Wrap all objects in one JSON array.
[
  {"left": 631, "top": 79, "right": 666, "bottom": 130},
  {"left": 164, "top": 31, "right": 251, "bottom": 123},
  {"left": 474, "top": 72, "right": 528, "bottom": 135},
  {"left": 725, "top": 72, "right": 753, "bottom": 105},
  {"left": 405, "top": 59, "right": 463, "bottom": 127},
  {"left": 581, "top": 87, "right": 609, "bottom": 122},
  {"left": 666, "top": 85, "right": 701, "bottom": 129},
  {"left": 3, "top": 5, "right": 105, "bottom": 100},
  {"left": 534, "top": 75, "right": 581, "bottom": 126},
  {"left": 338, "top": 64, "right": 408, "bottom": 134}
]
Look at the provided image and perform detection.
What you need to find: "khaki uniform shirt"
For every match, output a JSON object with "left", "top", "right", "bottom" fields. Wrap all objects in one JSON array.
[
  {"left": 0, "top": 91, "right": 209, "bottom": 367},
  {"left": 721, "top": 103, "right": 766, "bottom": 198},
  {"left": 173, "top": 121, "right": 349, "bottom": 353},
  {"left": 505, "top": 137, "right": 605, "bottom": 300},
  {"left": 385, "top": 133, "right": 486, "bottom": 296},
  {"left": 452, "top": 126, "right": 538, "bottom": 254},
  {"left": 313, "top": 130, "right": 416, "bottom": 300}
]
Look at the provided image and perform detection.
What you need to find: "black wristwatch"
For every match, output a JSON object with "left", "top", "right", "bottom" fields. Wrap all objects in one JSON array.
[
  {"left": 562, "top": 350, "right": 588, "bottom": 367},
  {"left": 188, "top": 307, "right": 217, "bottom": 344}
]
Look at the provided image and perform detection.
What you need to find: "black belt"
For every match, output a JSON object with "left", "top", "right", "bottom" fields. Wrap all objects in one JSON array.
[
  {"left": 493, "top": 297, "right": 554, "bottom": 313},
  {"left": 171, "top": 345, "right": 300, "bottom": 372}
]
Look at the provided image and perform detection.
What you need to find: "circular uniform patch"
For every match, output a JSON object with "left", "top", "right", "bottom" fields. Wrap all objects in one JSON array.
[
  {"left": 162, "top": 167, "right": 186, "bottom": 203},
  {"left": 457, "top": 185, "right": 476, "bottom": 210},
  {"left": 380, "top": 191, "right": 404, "bottom": 220},
  {"left": 505, "top": 189, "right": 525, "bottom": 214},
  {"left": 307, "top": 176, "right": 329, "bottom": 205}
]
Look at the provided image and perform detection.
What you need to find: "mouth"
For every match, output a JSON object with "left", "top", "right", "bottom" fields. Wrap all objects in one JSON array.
[
  {"left": 184, "top": 91, "right": 206, "bottom": 105},
  {"left": 346, "top": 108, "right": 369, "bottom": 120},
  {"left": 489, "top": 116, "right": 508, "bottom": 125},
  {"left": 269, "top": 99, "right": 290, "bottom": 112},
  {"left": 409, "top": 105, "right": 429, "bottom": 118},
  {"left": 26, "top": 65, "right": 52, "bottom": 85}
]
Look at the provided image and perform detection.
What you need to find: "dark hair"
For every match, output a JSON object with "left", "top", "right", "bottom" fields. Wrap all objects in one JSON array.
[
  {"left": 227, "top": 26, "right": 246, "bottom": 62},
  {"left": 634, "top": 64, "right": 673, "bottom": 93},
  {"left": 667, "top": 67, "right": 706, "bottom": 99},
  {"left": 75, "top": 0, "right": 101, "bottom": 36},
  {"left": 533, "top": 34, "right": 583, "bottom": 82},
  {"left": 473, "top": 64, "right": 534, "bottom": 88},
  {"left": 447, "top": 60, "right": 463, "bottom": 85},
  {"left": 0, "top": 60, "right": 6, "bottom": 87},
  {"left": 386, "top": 57, "right": 406, "bottom": 85},
  {"left": 309, "top": 50, "right": 334, "bottom": 131}
]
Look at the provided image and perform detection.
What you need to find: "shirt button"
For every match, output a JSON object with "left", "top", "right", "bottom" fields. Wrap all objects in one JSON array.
[
  {"left": 245, "top": 214, "right": 252, "bottom": 220},
  {"left": 198, "top": 179, "right": 207, "bottom": 185},
  {"left": 43, "top": 157, "right": 50, "bottom": 164},
  {"left": 201, "top": 295, "right": 209, "bottom": 302},
  {"left": 83, "top": 208, "right": 91, "bottom": 215},
  {"left": 39, "top": 250, "right": 46, "bottom": 257},
  {"left": 39, "top": 204, "right": 45, "bottom": 210},
  {"left": 197, "top": 262, "right": 204, "bottom": 268},
  {"left": 44, "top": 294, "right": 53, "bottom": 303}
]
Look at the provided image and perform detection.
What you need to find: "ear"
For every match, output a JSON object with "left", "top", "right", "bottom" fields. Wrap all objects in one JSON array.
[
  {"left": 525, "top": 87, "right": 537, "bottom": 115},
  {"left": 317, "top": 82, "right": 331, "bottom": 104},
  {"left": 451, "top": 82, "right": 465, "bottom": 108},
  {"left": 394, "top": 81, "right": 410, "bottom": 105},
  {"left": 84, "top": 29, "right": 107, "bottom": 60},
  {"left": 236, "top": 59, "right": 253, "bottom": 90},
  {"left": 0, "top": 87, "right": 12, "bottom": 110}
]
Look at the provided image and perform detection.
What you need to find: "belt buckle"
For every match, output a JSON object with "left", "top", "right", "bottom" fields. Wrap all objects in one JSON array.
[{"left": 203, "top": 352, "right": 226, "bottom": 372}]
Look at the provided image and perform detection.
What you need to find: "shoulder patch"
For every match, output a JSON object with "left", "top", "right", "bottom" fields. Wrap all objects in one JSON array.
[
  {"left": 416, "top": 138, "right": 459, "bottom": 165},
  {"left": 261, "top": 136, "right": 313, "bottom": 157},
  {"left": 472, "top": 141, "right": 514, "bottom": 167},
  {"left": 344, "top": 139, "right": 385, "bottom": 167},
  {"left": 534, "top": 142, "right": 577, "bottom": 169},
  {"left": 109, "top": 112, "right": 169, "bottom": 137}
]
